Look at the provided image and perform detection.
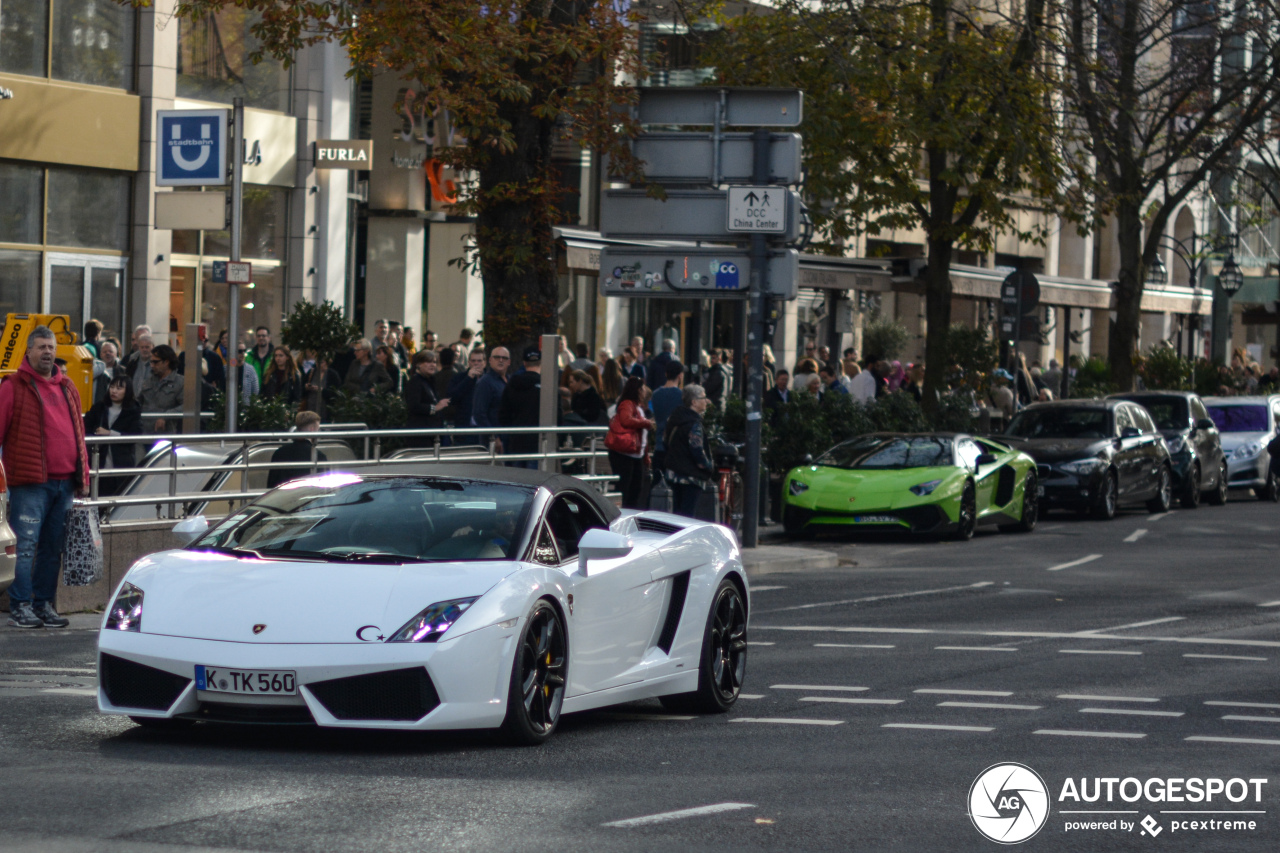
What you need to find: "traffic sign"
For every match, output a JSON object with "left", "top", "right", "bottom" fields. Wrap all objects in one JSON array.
[
  {"left": 636, "top": 88, "right": 803, "bottom": 127},
  {"left": 1001, "top": 270, "right": 1040, "bottom": 314},
  {"left": 631, "top": 132, "right": 802, "bottom": 185},
  {"left": 599, "top": 248, "right": 799, "bottom": 300},
  {"left": 600, "top": 189, "right": 802, "bottom": 242},
  {"left": 211, "top": 261, "right": 252, "bottom": 284},
  {"left": 727, "top": 187, "right": 788, "bottom": 233},
  {"left": 157, "top": 109, "right": 227, "bottom": 187}
]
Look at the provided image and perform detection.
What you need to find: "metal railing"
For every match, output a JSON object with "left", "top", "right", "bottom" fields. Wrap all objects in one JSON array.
[{"left": 82, "top": 425, "right": 615, "bottom": 525}]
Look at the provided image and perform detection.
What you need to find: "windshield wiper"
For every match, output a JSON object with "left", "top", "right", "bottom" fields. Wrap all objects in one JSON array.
[
  {"left": 321, "top": 551, "right": 412, "bottom": 565},
  {"left": 192, "top": 545, "right": 266, "bottom": 559}
]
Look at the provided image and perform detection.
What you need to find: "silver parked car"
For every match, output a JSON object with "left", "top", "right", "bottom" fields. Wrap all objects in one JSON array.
[
  {"left": 0, "top": 464, "right": 16, "bottom": 594},
  {"left": 1203, "top": 395, "right": 1280, "bottom": 501}
]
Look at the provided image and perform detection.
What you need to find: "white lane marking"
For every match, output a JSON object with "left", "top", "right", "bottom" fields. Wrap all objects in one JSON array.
[
  {"left": 762, "top": 581, "right": 994, "bottom": 613},
  {"left": 938, "top": 701, "right": 1042, "bottom": 711},
  {"left": 1148, "top": 512, "right": 1171, "bottom": 522},
  {"left": 602, "top": 713, "right": 696, "bottom": 721},
  {"left": 1047, "top": 554, "right": 1103, "bottom": 572},
  {"left": 1124, "top": 529, "right": 1148, "bottom": 543},
  {"left": 757, "top": 625, "right": 1280, "bottom": 649},
  {"left": 730, "top": 718, "right": 843, "bottom": 726},
  {"left": 41, "top": 688, "right": 97, "bottom": 696},
  {"left": 1082, "top": 616, "right": 1185, "bottom": 633},
  {"left": 1035, "top": 729, "right": 1147, "bottom": 739},
  {"left": 1187, "top": 736, "right": 1280, "bottom": 746},
  {"left": 738, "top": 694, "right": 765, "bottom": 700},
  {"left": 1058, "top": 694, "right": 1160, "bottom": 703},
  {"left": 814, "top": 643, "right": 896, "bottom": 649},
  {"left": 934, "top": 646, "right": 1018, "bottom": 652},
  {"left": 915, "top": 689, "right": 1014, "bottom": 697},
  {"left": 771, "top": 684, "right": 869, "bottom": 692},
  {"left": 750, "top": 586, "right": 787, "bottom": 592},
  {"left": 1221, "top": 715, "right": 1280, "bottom": 723},
  {"left": 1059, "top": 649, "right": 1143, "bottom": 656},
  {"left": 1185, "top": 653, "right": 1268, "bottom": 661},
  {"left": 1206, "top": 701, "right": 1280, "bottom": 710},
  {"left": 603, "top": 803, "right": 756, "bottom": 827},
  {"left": 15, "top": 667, "right": 96, "bottom": 674},
  {"left": 1039, "top": 524, "right": 1065, "bottom": 531},
  {"left": 1080, "top": 707, "right": 1184, "bottom": 718},
  {"left": 750, "top": 642, "right": 776, "bottom": 646},
  {"left": 882, "top": 723, "right": 994, "bottom": 732},
  {"left": 1258, "top": 601, "right": 1280, "bottom": 608},
  {"left": 801, "top": 696, "right": 904, "bottom": 705}
]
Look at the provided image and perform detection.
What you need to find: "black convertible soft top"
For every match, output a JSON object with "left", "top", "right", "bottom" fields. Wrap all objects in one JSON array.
[{"left": 364, "top": 463, "right": 621, "bottom": 523}]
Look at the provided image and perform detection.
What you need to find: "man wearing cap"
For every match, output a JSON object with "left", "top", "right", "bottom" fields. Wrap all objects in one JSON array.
[
  {"left": 499, "top": 345, "right": 544, "bottom": 468},
  {"left": 990, "top": 369, "right": 1016, "bottom": 419}
]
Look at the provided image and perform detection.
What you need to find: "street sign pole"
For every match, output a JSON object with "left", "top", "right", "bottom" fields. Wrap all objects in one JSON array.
[
  {"left": 226, "top": 97, "right": 244, "bottom": 433},
  {"left": 742, "top": 128, "right": 771, "bottom": 548}
]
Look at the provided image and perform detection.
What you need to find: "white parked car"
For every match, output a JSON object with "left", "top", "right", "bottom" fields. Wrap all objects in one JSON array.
[
  {"left": 97, "top": 464, "right": 749, "bottom": 744},
  {"left": 1203, "top": 395, "right": 1280, "bottom": 501},
  {"left": 0, "top": 462, "right": 15, "bottom": 595}
]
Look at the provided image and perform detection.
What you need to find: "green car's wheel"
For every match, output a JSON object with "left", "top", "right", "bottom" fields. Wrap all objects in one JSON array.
[
  {"left": 1092, "top": 470, "right": 1118, "bottom": 520},
  {"left": 952, "top": 482, "right": 977, "bottom": 541},
  {"left": 999, "top": 473, "right": 1038, "bottom": 533},
  {"left": 1206, "top": 462, "right": 1229, "bottom": 505},
  {"left": 1179, "top": 463, "right": 1201, "bottom": 510}
]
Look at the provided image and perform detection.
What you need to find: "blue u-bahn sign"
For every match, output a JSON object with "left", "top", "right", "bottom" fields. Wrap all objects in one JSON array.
[{"left": 156, "top": 109, "right": 227, "bottom": 187}]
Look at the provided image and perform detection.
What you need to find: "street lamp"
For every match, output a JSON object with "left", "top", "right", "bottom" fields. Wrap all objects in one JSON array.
[
  {"left": 1218, "top": 255, "right": 1244, "bottom": 295},
  {"left": 1145, "top": 255, "right": 1168, "bottom": 288}
]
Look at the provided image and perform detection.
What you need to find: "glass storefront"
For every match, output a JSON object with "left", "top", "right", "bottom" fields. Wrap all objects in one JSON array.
[
  {"left": 176, "top": 9, "right": 290, "bottom": 112},
  {"left": 0, "top": 0, "right": 135, "bottom": 89}
]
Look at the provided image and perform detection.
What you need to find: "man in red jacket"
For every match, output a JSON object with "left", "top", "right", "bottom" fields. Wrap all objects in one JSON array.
[{"left": 0, "top": 326, "right": 90, "bottom": 628}]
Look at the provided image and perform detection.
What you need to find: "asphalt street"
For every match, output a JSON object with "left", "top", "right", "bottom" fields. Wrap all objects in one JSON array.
[{"left": 3, "top": 494, "right": 1280, "bottom": 852}]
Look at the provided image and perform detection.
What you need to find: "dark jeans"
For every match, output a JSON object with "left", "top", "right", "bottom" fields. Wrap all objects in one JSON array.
[
  {"left": 672, "top": 482, "right": 703, "bottom": 518},
  {"left": 8, "top": 479, "right": 74, "bottom": 605},
  {"left": 608, "top": 450, "right": 646, "bottom": 509}
]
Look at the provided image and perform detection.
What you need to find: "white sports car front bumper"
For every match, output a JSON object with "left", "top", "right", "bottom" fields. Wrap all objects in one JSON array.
[{"left": 97, "top": 621, "right": 520, "bottom": 730}]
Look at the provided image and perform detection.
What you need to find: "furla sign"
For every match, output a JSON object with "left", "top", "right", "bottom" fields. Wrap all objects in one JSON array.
[{"left": 315, "top": 140, "right": 373, "bottom": 169}]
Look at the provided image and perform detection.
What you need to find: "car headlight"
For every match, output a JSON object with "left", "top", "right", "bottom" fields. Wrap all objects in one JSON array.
[
  {"left": 1232, "top": 441, "right": 1263, "bottom": 460},
  {"left": 909, "top": 479, "right": 943, "bottom": 496},
  {"left": 104, "top": 583, "right": 143, "bottom": 632},
  {"left": 1059, "top": 458, "right": 1105, "bottom": 476},
  {"left": 1165, "top": 436, "right": 1188, "bottom": 455},
  {"left": 789, "top": 479, "right": 809, "bottom": 496},
  {"left": 387, "top": 597, "right": 480, "bottom": 643}
]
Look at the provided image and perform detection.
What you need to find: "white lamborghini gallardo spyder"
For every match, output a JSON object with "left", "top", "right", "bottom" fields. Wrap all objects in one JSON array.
[{"left": 97, "top": 464, "right": 749, "bottom": 744}]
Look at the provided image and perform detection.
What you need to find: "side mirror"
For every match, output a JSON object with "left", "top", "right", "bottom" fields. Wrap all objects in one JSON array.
[
  {"left": 172, "top": 515, "right": 208, "bottom": 544},
  {"left": 975, "top": 453, "right": 998, "bottom": 467},
  {"left": 1120, "top": 426, "right": 1141, "bottom": 439},
  {"left": 1195, "top": 418, "right": 1216, "bottom": 432},
  {"left": 579, "top": 528, "right": 633, "bottom": 575}
]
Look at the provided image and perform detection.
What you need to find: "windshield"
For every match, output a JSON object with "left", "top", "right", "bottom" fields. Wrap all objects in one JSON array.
[
  {"left": 1007, "top": 408, "right": 1110, "bottom": 439},
  {"left": 189, "top": 475, "right": 536, "bottom": 563},
  {"left": 817, "top": 436, "right": 953, "bottom": 470},
  {"left": 1131, "top": 399, "right": 1187, "bottom": 431},
  {"left": 1206, "top": 405, "right": 1270, "bottom": 433}
]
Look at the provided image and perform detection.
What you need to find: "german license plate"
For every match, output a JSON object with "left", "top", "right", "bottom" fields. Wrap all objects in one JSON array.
[
  {"left": 854, "top": 515, "right": 897, "bottom": 524},
  {"left": 195, "top": 665, "right": 296, "bottom": 695}
]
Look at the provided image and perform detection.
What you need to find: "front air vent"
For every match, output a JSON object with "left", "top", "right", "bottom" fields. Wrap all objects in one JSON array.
[
  {"left": 995, "top": 465, "right": 1016, "bottom": 506},
  {"left": 307, "top": 667, "right": 440, "bottom": 721},
  {"left": 100, "top": 653, "right": 191, "bottom": 711},
  {"left": 656, "top": 571, "right": 691, "bottom": 654},
  {"left": 188, "top": 702, "right": 316, "bottom": 725},
  {"left": 636, "top": 517, "right": 684, "bottom": 535}
]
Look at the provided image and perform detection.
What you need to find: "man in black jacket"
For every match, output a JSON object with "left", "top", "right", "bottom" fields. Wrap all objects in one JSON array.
[
  {"left": 267, "top": 411, "right": 328, "bottom": 488},
  {"left": 664, "top": 384, "right": 714, "bottom": 518},
  {"left": 703, "top": 349, "right": 731, "bottom": 411},
  {"left": 405, "top": 350, "right": 449, "bottom": 445},
  {"left": 499, "top": 344, "right": 544, "bottom": 468}
]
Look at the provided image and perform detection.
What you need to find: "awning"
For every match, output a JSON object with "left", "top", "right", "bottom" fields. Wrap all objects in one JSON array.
[
  {"left": 947, "top": 264, "right": 1211, "bottom": 316},
  {"left": 797, "top": 254, "right": 895, "bottom": 292}
]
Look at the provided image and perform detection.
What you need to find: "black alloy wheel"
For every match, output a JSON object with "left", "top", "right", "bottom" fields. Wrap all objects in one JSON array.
[
  {"left": 952, "top": 483, "right": 977, "bottom": 541},
  {"left": 1259, "top": 469, "right": 1280, "bottom": 503},
  {"left": 501, "top": 600, "right": 567, "bottom": 745},
  {"left": 1092, "top": 471, "right": 1119, "bottom": 520},
  {"left": 1000, "top": 473, "right": 1038, "bottom": 533},
  {"left": 1207, "top": 461, "right": 1229, "bottom": 506},
  {"left": 1147, "top": 465, "right": 1172, "bottom": 513},
  {"left": 661, "top": 579, "right": 747, "bottom": 714},
  {"left": 1179, "top": 462, "right": 1201, "bottom": 510}
]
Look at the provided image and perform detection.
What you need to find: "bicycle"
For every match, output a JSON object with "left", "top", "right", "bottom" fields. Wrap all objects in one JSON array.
[{"left": 710, "top": 440, "right": 746, "bottom": 540}]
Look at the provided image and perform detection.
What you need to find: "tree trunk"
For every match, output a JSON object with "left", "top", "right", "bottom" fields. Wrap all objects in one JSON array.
[
  {"left": 474, "top": 86, "right": 560, "bottom": 354},
  {"left": 1109, "top": 199, "right": 1145, "bottom": 391},
  {"left": 922, "top": 235, "right": 955, "bottom": 416}
]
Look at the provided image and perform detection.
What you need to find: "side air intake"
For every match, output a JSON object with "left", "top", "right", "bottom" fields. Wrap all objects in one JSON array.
[
  {"left": 656, "top": 571, "right": 691, "bottom": 654},
  {"left": 635, "top": 517, "right": 684, "bottom": 535}
]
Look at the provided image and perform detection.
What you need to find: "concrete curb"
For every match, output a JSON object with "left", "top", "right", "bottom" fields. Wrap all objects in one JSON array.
[{"left": 741, "top": 544, "right": 839, "bottom": 578}]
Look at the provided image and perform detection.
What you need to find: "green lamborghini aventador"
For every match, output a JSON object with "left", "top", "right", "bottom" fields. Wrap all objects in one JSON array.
[{"left": 781, "top": 433, "right": 1040, "bottom": 540}]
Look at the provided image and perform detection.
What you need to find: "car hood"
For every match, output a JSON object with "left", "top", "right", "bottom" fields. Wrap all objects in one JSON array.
[
  {"left": 797, "top": 465, "right": 961, "bottom": 510},
  {"left": 1218, "top": 431, "right": 1270, "bottom": 452},
  {"left": 1000, "top": 436, "right": 1108, "bottom": 463},
  {"left": 119, "top": 550, "right": 522, "bottom": 643}
]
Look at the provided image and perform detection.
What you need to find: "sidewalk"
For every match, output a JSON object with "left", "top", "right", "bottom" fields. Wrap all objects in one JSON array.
[{"left": 740, "top": 542, "right": 840, "bottom": 578}]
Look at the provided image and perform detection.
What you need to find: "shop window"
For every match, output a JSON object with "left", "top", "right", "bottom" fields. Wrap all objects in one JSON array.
[
  {"left": 51, "top": 0, "right": 135, "bottom": 89},
  {"left": 46, "top": 166, "right": 130, "bottom": 250},
  {"left": 177, "top": 9, "right": 290, "bottom": 113},
  {"left": 203, "top": 186, "right": 287, "bottom": 260},
  {"left": 0, "top": 161, "right": 43, "bottom": 244},
  {"left": 201, "top": 263, "right": 283, "bottom": 348},
  {"left": 0, "top": 250, "right": 41, "bottom": 318},
  {"left": 0, "top": 0, "right": 48, "bottom": 77}
]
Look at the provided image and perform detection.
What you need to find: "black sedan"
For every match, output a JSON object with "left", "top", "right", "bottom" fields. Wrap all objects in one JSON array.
[
  {"left": 1108, "top": 391, "right": 1228, "bottom": 508},
  {"left": 1001, "top": 400, "right": 1173, "bottom": 519}
]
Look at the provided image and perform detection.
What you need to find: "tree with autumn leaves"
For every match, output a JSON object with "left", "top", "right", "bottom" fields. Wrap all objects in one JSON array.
[{"left": 168, "top": 0, "right": 643, "bottom": 349}]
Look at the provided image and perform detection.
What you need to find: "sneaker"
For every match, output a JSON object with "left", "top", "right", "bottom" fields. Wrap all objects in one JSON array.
[
  {"left": 7, "top": 602, "right": 43, "bottom": 629},
  {"left": 32, "top": 602, "right": 69, "bottom": 628}
]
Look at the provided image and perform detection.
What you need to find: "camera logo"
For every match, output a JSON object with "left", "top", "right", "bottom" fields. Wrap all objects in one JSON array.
[{"left": 969, "top": 763, "right": 1051, "bottom": 844}]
